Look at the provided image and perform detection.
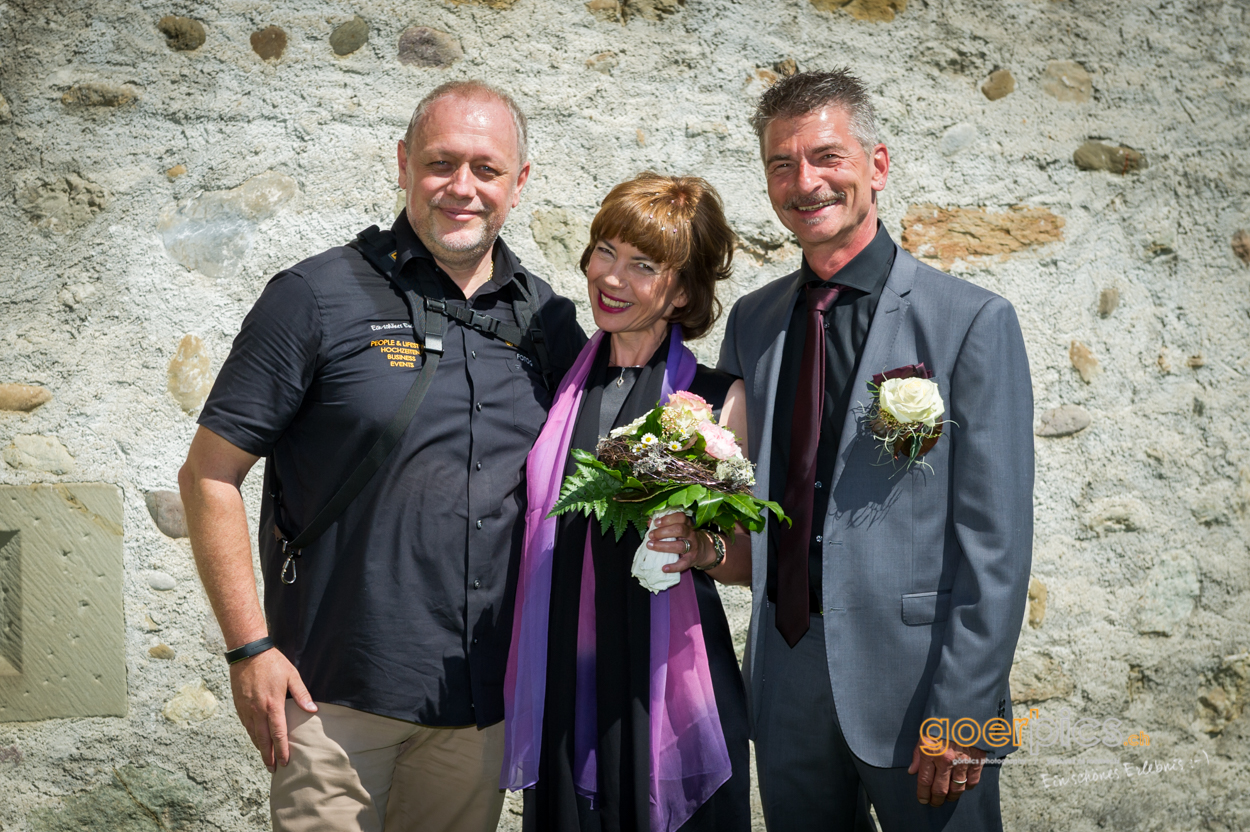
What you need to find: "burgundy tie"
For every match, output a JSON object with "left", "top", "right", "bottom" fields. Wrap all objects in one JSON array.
[{"left": 777, "top": 283, "right": 842, "bottom": 647}]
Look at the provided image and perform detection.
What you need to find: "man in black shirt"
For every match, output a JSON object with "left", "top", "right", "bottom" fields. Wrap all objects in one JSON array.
[{"left": 180, "top": 81, "right": 586, "bottom": 832}]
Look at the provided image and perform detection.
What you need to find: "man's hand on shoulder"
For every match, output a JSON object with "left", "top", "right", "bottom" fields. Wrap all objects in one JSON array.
[
  {"left": 908, "top": 737, "right": 987, "bottom": 808},
  {"left": 229, "top": 648, "right": 317, "bottom": 772}
]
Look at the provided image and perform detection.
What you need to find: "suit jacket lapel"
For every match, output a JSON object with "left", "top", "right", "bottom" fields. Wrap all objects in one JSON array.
[
  {"left": 748, "top": 271, "right": 806, "bottom": 502},
  {"left": 829, "top": 246, "right": 917, "bottom": 494}
]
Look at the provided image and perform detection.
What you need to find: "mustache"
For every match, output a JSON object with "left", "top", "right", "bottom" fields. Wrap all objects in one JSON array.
[
  {"left": 427, "top": 198, "right": 485, "bottom": 213},
  {"left": 782, "top": 191, "right": 845, "bottom": 211}
]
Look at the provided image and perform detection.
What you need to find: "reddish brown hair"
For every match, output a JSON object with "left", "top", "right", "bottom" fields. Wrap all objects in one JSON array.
[{"left": 579, "top": 172, "right": 734, "bottom": 340}]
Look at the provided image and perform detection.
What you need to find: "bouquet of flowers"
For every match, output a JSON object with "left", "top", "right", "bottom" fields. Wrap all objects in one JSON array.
[{"left": 550, "top": 391, "right": 787, "bottom": 591}]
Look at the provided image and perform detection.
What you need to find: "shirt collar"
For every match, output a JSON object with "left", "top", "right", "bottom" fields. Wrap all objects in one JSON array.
[
  {"left": 797, "top": 221, "right": 894, "bottom": 295},
  {"left": 390, "top": 210, "right": 524, "bottom": 294}
]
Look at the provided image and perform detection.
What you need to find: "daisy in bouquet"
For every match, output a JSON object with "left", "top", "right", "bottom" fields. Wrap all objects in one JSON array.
[{"left": 550, "top": 390, "right": 787, "bottom": 592}]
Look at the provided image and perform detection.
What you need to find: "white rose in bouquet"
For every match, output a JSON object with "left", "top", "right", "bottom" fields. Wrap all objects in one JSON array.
[{"left": 878, "top": 377, "right": 945, "bottom": 427}]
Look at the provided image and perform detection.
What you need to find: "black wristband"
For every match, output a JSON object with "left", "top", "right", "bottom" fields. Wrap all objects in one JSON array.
[{"left": 225, "top": 636, "right": 275, "bottom": 665}]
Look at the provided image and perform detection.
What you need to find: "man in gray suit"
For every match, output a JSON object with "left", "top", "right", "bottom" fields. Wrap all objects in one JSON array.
[{"left": 718, "top": 69, "right": 1033, "bottom": 831}]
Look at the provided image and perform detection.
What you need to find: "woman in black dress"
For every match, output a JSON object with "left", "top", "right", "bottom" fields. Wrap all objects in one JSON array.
[{"left": 503, "top": 173, "right": 753, "bottom": 832}]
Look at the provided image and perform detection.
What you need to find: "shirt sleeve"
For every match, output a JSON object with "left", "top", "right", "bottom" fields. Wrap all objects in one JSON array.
[{"left": 197, "top": 271, "right": 323, "bottom": 457}]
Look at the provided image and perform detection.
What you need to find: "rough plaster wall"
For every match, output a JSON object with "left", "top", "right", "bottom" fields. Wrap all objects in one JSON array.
[{"left": 0, "top": 0, "right": 1248, "bottom": 829}]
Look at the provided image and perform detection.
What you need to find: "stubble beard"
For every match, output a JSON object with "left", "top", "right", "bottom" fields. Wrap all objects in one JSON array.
[{"left": 414, "top": 199, "right": 506, "bottom": 269}]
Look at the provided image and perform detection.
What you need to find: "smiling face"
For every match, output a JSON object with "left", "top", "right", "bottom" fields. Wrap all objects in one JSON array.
[
  {"left": 762, "top": 105, "right": 889, "bottom": 260},
  {"left": 397, "top": 93, "right": 530, "bottom": 269},
  {"left": 585, "top": 236, "right": 688, "bottom": 339}
]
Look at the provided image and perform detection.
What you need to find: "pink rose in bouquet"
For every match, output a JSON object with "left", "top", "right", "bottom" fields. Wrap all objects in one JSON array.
[
  {"left": 697, "top": 420, "right": 740, "bottom": 460},
  {"left": 666, "top": 391, "right": 715, "bottom": 422}
]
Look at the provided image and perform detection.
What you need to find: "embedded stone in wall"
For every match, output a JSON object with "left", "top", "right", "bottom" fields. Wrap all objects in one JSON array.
[
  {"left": 1035, "top": 404, "right": 1090, "bottom": 437},
  {"left": 1232, "top": 229, "right": 1250, "bottom": 265},
  {"left": 0, "top": 483, "right": 126, "bottom": 721},
  {"left": 330, "top": 16, "right": 369, "bottom": 56},
  {"left": 149, "top": 643, "right": 175, "bottom": 660},
  {"left": 1010, "top": 653, "right": 1074, "bottom": 703},
  {"left": 1197, "top": 653, "right": 1248, "bottom": 735},
  {"left": 1074, "top": 141, "right": 1146, "bottom": 174},
  {"left": 1098, "top": 287, "right": 1119, "bottom": 317},
  {"left": 167, "top": 335, "right": 212, "bottom": 413},
  {"left": 939, "top": 123, "right": 978, "bottom": 157},
  {"left": 60, "top": 83, "right": 139, "bottom": 108},
  {"left": 899, "top": 204, "right": 1065, "bottom": 268},
  {"left": 1069, "top": 340, "right": 1100, "bottom": 383},
  {"left": 810, "top": 0, "right": 907, "bottom": 22},
  {"left": 17, "top": 174, "right": 107, "bottom": 232},
  {"left": 1135, "top": 551, "right": 1199, "bottom": 635},
  {"left": 586, "top": 51, "right": 618, "bottom": 74},
  {"left": 1042, "top": 60, "right": 1092, "bottom": 102},
  {"left": 251, "top": 26, "right": 287, "bottom": 62},
  {"left": 398, "top": 27, "right": 463, "bottom": 68},
  {"left": 775, "top": 58, "right": 799, "bottom": 76},
  {"left": 445, "top": 0, "right": 520, "bottom": 8},
  {"left": 586, "top": 0, "right": 623, "bottom": 23},
  {"left": 0, "top": 384, "right": 52, "bottom": 413},
  {"left": 28, "top": 763, "right": 203, "bottom": 832},
  {"left": 157, "top": 15, "right": 206, "bottom": 51},
  {"left": 981, "top": 69, "right": 1015, "bottom": 100},
  {"left": 144, "top": 490, "right": 188, "bottom": 539},
  {"left": 1083, "top": 497, "right": 1148, "bottom": 535},
  {"left": 531, "top": 207, "right": 591, "bottom": 275},
  {"left": 165, "top": 164, "right": 186, "bottom": 180},
  {"left": 1186, "top": 353, "right": 1206, "bottom": 369},
  {"left": 157, "top": 170, "right": 298, "bottom": 277},
  {"left": 1027, "top": 577, "right": 1047, "bottom": 628},
  {"left": 143, "top": 570, "right": 176, "bottom": 592},
  {"left": 622, "top": 0, "right": 686, "bottom": 21},
  {"left": 0, "top": 92, "right": 11, "bottom": 121},
  {"left": 3, "top": 435, "right": 74, "bottom": 474},
  {"left": 162, "top": 679, "right": 218, "bottom": 725}
]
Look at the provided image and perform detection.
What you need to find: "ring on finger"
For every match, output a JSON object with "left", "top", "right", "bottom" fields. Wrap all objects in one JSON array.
[
  {"left": 681, "top": 538, "right": 691, "bottom": 554},
  {"left": 952, "top": 777, "right": 968, "bottom": 785}
]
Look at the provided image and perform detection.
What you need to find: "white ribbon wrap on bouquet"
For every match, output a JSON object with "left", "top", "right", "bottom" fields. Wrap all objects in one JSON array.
[{"left": 631, "top": 510, "right": 690, "bottom": 594}]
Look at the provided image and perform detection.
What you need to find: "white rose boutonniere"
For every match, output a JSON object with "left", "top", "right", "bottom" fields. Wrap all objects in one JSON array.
[{"left": 866, "top": 364, "right": 953, "bottom": 469}]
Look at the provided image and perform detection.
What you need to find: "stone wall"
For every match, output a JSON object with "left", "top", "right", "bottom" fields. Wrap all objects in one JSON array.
[{"left": 1, "top": 0, "right": 1247, "bottom": 829}]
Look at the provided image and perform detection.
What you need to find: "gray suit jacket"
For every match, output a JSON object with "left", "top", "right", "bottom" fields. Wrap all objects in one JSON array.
[{"left": 718, "top": 245, "right": 1034, "bottom": 768}]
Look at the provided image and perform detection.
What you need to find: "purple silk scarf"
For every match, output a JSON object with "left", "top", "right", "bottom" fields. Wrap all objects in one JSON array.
[{"left": 502, "top": 327, "right": 732, "bottom": 832}]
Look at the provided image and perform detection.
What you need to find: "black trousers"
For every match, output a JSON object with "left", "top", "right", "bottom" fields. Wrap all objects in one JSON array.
[{"left": 753, "top": 605, "right": 1003, "bottom": 832}]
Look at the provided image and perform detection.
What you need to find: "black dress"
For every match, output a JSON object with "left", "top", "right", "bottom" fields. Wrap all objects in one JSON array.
[{"left": 523, "top": 333, "right": 751, "bottom": 832}]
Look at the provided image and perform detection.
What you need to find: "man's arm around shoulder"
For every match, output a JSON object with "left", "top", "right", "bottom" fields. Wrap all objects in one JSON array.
[{"left": 179, "top": 426, "right": 317, "bottom": 773}]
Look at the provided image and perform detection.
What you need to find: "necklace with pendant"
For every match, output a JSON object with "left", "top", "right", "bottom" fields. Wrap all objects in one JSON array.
[{"left": 615, "top": 365, "right": 644, "bottom": 387}]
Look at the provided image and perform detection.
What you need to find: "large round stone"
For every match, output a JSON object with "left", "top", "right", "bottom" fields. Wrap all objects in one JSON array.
[
  {"left": 251, "top": 25, "right": 287, "bottom": 61},
  {"left": 398, "top": 27, "right": 463, "bottom": 68},
  {"left": 157, "top": 16, "right": 206, "bottom": 51},
  {"left": 330, "top": 16, "right": 369, "bottom": 56}
]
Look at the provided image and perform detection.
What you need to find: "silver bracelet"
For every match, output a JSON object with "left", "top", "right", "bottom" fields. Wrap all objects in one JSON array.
[{"left": 694, "top": 531, "right": 726, "bottom": 571}]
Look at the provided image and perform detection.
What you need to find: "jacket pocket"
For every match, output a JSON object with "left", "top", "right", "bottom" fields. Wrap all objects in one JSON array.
[{"left": 901, "top": 590, "right": 952, "bottom": 626}]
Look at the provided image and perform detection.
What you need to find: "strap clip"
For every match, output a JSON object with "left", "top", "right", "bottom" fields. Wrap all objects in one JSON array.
[{"left": 279, "top": 538, "right": 302, "bottom": 585}]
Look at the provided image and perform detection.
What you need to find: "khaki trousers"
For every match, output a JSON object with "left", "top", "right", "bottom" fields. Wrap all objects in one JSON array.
[{"left": 271, "top": 701, "right": 506, "bottom": 832}]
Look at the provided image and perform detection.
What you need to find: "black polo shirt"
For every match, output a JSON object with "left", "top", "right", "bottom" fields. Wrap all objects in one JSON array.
[
  {"left": 767, "top": 223, "right": 895, "bottom": 608},
  {"left": 199, "top": 213, "right": 586, "bottom": 727}
]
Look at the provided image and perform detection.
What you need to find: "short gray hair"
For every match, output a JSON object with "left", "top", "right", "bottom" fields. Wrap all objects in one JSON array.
[
  {"left": 403, "top": 80, "right": 529, "bottom": 166},
  {"left": 750, "top": 68, "right": 880, "bottom": 157}
]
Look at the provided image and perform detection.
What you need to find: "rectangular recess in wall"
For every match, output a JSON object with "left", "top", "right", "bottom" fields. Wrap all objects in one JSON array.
[
  {"left": 0, "top": 529, "right": 19, "bottom": 677},
  {"left": 0, "top": 484, "right": 125, "bottom": 720}
]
